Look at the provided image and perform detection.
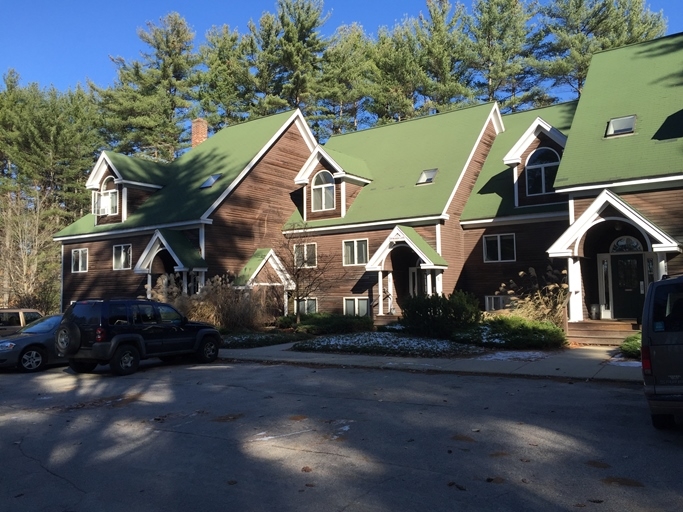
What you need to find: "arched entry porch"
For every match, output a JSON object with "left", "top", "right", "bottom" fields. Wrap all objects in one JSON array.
[
  {"left": 135, "top": 229, "right": 208, "bottom": 297},
  {"left": 548, "top": 190, "right": 681, "bottom": 322},
  {"left": 366, "top": 225, "right": 448, "bottom": 318}
]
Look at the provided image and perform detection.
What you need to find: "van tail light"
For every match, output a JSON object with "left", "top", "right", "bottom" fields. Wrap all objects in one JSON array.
[
  {"left": 95, "top": 327, "right": 106, "bottom": 343},
  {"left": 641, "top": 345, "right": 652, "bottom": 375}
]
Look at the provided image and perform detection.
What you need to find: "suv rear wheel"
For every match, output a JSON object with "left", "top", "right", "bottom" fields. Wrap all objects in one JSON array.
[
  {"left": 55, "top": 324, "right": 81, "bottom": 356},
  {"left": 196, "top": 337, "right": 220, "bottom": 363},
  {"left": 110, "top": 345, "right": 140, "bottom": 376}
]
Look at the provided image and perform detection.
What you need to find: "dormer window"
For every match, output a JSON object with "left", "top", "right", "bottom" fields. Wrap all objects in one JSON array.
[
  {"left": 417, "top": 168, "right": 438, "bottom": 185},
  {"left": 312, "top": 171, "right": 335, "bottom": 211},
  {"left": 606, "top": 115, "right": 636, "bottom": 137},
  {"left": 93, "top": 177, "right": 118, "bottom": 216},
  {"left": 526, "top": 148, "right": 560, "bottom": 196}
]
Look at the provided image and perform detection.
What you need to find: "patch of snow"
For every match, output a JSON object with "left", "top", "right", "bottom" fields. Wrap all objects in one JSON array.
[{"left": 608, "top": 355, "right": 641, "bottom": 367}]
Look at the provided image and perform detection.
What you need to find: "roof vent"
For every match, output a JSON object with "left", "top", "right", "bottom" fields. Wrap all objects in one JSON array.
[{"left": 605, "top": 115, "right": 636, "bottom": 137}]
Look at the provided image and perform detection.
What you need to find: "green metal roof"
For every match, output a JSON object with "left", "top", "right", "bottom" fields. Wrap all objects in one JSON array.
[
  {"left": 397, "top": 225, "right": 448, "bottom": 266},
  {"left": 56, "top": 111, "right": 295, "bottom": 238},
  {"left": 306, "top": 103, "right": 497, "bottom": 228},
  {"left": 233, "top": 248, "right": 272, "bottom": 286},
  {"left": 461, "top": 102, "right": 577, "bottom": 222},
  {"left": 555, "top": 32, "right": 683, "bottom": 189},
  {"left": 104, "top": 151, "right": 173, "bottom": 185}
]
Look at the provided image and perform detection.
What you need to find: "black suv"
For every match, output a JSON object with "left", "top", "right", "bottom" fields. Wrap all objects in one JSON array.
[{"left": 55, "top": 299, "right": 222, "bottom": 376}]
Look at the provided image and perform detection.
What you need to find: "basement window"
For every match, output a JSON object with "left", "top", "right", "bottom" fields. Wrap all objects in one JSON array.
[
  {"left": 417, "top": 168, "right": 438, "bottom": 185},
  {"left": 200, "top": 174, "right": 222, "bottom": 189},
  {"left": 605, "top": 115, "right": 636, "bottom": 137}
]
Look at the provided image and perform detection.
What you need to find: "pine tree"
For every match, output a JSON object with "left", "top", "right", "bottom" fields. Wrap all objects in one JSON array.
[
  {"left": 316, "top": 23, "right": 377, "bottom": 137},
  {"left": 275, "top": 0, "right": 329, "bottom": 114},
  {"left": 415, "top": 0, "right": 474, "bottom": 113},
  {"left": 0, "top": 73, "right": 103, "bottom": 309},
  {"left": 368, "top": 20, "right": 427, "bottom": 123},
  {"left": 94, "top": 12, "right": 200, "bottom": 161},
  {"left": 243, "top": 11, "right": 289, "bottom": 117},
  {"left": 466, "top": 0, "right": 548, "bottom": 111},
  {"left": 198, "top": 25, "right": 253, "bottom": 131},
  {"left": 539, "top": 0, "right": 666, "bottom": 98}
]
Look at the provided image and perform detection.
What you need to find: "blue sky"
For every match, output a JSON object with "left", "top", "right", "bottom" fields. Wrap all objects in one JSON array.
[{"left": 2, "top": 0, "right": 681, "bottom": 91}]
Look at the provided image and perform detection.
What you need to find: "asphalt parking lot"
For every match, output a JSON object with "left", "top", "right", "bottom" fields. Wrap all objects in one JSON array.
[{"left": 1, "top": 359, "right": 682, "bottom": 512}]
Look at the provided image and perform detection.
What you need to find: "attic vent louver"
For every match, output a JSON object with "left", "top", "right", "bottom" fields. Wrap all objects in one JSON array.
[
  {"left": 606, "top": 115, "right": 636, "bottom": 137},
  {"left": 200, "top": 174, "right": 221, "bottom": 189},
  {"left": 417, "top": 168, "right": 438, "bottom": 185}
]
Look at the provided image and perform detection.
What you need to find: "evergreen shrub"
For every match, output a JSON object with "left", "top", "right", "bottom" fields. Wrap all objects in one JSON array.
[{"left": 401, "top": 291, "right": 481, "bottom": 338}]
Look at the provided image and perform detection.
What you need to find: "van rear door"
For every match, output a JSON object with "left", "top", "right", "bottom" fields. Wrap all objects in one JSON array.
[{"left": 645, "top": 281, "right": 683, "bottom": 394}]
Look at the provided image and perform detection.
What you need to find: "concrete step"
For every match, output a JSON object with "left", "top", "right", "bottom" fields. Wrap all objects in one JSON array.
[{"left": 567, "top": 321, "right": 641, "bottom": 346}]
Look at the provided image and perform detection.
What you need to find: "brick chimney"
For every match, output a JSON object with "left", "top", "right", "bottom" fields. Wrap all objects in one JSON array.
[{"left": 191, "top": 118, "right": 208, "bottom": 148}]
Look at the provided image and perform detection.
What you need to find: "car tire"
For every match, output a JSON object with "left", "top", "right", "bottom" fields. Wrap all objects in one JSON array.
[
  {"left": 651, "top": 414, "right": 676, "bottom": 429},
  {"left": 110, "top": 345, "right": 140, "bottom": 376},
  {"left": 69, "top": 360, "right": 98, "bottom": 374},
  {"left": 55, "top": 323, "right": 81, "bottom": 356},
  {"left": 18, "top": 347, "right": 47, "bottom": 372},
  {"left": 196, "top": 337, "right": 220, "bottom": 363}
]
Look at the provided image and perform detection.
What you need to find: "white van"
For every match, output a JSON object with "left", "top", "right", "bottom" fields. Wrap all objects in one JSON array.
[{"left": 641, "top": 276, "right": 683, "bottom": 429}]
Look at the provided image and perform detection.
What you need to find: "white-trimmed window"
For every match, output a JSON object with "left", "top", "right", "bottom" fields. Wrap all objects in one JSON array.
[
  {"left": 93, "top": 177, "right": 118, "bottom": 216},
  {"left": 296, "top": 298, "right": 317, "bottom": 315},
  {"left": 483, "top": 234, "right": 516, "bottom": 262},
  {"left": 72, "top": 248, "right": 88, "bottom": 273},
  {"left": 343, "top": 239, "right": 368, "bottom": 266},
  {"left": 113, "top": 244, "right": 132, "bottom": 270},
  {"left": 312, "top": 171, "right": 335, "bottom": 211},
  {"left": 606, "top": 115, "right": 636, "bottom": 137},
  {"left": 485, "top": 295, "right": 512, "bottom": 312},
  {"left": 344, "top": 297, "right": 369, "bottom": 316},
  {"left": 294, "top": 243, "right": 317, "bottom": 268},
  {"left": 525, "top": 148, "right": 560, "bottom": 196}
]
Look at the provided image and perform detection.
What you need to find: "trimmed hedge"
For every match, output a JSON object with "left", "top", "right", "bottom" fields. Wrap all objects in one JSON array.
[
  {"left": 276, "top": 312, "right": 374, "bottom": 335},
  {"left": 400, "top": 291, "right": 481, "bottom": 338}
]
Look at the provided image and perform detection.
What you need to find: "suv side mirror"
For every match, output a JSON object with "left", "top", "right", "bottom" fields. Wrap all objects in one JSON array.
[{"left": 181, "top": 316, "right": 188, "bottom": 325}]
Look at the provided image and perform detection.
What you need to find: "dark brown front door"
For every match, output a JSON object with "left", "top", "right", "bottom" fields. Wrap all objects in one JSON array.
[{"left": 612, "top": 254, "right": 644, "bottom": 319}]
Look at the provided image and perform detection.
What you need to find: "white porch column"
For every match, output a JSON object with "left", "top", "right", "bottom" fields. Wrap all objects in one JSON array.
[
  {"left": 284, "top": 291, "right": 289, "bottom": 316},
  {"left": 435, "top": 271, "right": 443, "bottom": 295},
  {"left": 567, "top": 257, "right": 584, "bottom": 322},
  {"left": 387, "top": 273, "right": 394, "bottom": 314},
  {"left": 658, "top": 253, "right": 668, "bottom": 279},
  {"left": 147, "top": 274, "right": 152, "bottom": 299},
  {"left": 426, "top": 270, "right": 433, "bottom": 295},
  {"left": 377, "top": 270, "right": 384, "bottom": 315},
  {"left": 182, "top": 272, "right": 188, "bottom": 295}
]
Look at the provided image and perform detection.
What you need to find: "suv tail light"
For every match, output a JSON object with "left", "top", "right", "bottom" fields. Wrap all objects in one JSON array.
[
  {"left": 641, "top": 345, "right": 652, "bottom": 375},
  {"left": 95, "top": 327, "right": 106, "bottom": 343}
]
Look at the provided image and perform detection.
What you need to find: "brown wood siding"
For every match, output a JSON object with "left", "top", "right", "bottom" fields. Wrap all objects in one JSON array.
[
  {"left": 620, "top": 188, "right": 683, "bottom": 276},
  {"left": 345, "top": 181, "right": 364, "bottom": 212},
  {"left": 516, "top": 135, "right": 568, "bottom": 207},
  {"left": 458, "top": 221, "right": 569, "bottom": 307},
  {"left": 441, "top": 120, "right": 498, "bottom": 296},
  {"left": 126, "top": 187, "right": 155, "bottom": 215},
  {"left": 572, "top": 195, "right": 596, "bottom": 220},
  {"left": 290, "top": 229, "right": 395, "bottom": 315},
  {"left": 61, "top": 235, "right": 153, "bottom": 306},
  {"left": 205, "top": 122, "right": 312, "bottom": 280}
]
